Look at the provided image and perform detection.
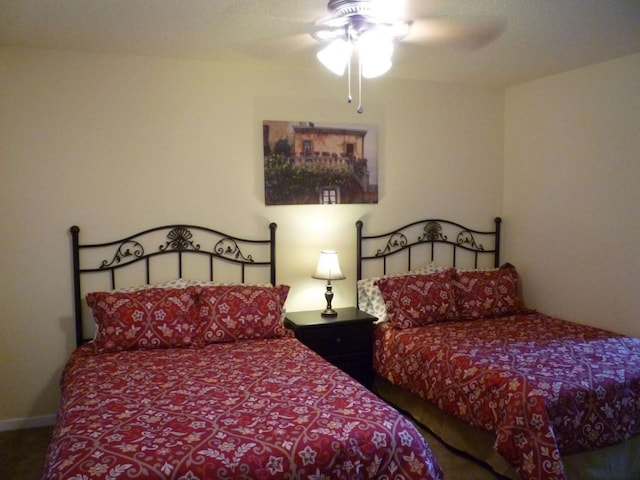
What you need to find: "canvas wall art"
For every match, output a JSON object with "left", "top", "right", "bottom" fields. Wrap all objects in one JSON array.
[{"left": 263, "top": 120, "right": 378, "bottom": 205}]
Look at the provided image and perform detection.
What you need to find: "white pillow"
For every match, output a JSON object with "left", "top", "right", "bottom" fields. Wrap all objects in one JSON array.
[
  {"left": 187, "top": 279, "right": 271, "bottom": 287},
  {"left": 116, "top": 278, "right": 189, "bottom": 292},
  {"left": 357, "top": 263, "right": 442, "bottom": 323}
]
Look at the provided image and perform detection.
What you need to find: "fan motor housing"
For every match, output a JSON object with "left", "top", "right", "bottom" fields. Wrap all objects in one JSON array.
[{"left": 327, "top": 0, "right": 375, "bottom": 18}]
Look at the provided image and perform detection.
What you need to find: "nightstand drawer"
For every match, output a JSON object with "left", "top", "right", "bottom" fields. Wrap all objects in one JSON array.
[
  {"left": 284, "top": 308, "right": 377, "bottom": 388},
  {"left": 300, "top": 324, "right": 372, "bottom": 357}
]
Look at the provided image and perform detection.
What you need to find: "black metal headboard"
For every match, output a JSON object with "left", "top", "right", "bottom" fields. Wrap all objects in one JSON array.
[
  {"left": 356, "top": 217, "right": 502, "bottom": 282},
  {"left": 71, "top": 223, "right": 277, "bottom": 346}
]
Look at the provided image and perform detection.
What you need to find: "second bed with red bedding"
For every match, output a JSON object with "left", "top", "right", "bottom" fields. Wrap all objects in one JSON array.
[{"left": 374, "top": 313, "right": 640, "bottom": 480}]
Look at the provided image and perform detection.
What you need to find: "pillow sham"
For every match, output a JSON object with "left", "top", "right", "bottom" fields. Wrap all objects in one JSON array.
[
  {"left": 453, "top": 263, "right": 523, "bottom": 320},
  {"left": 85, "top": 279, "right": 191, "bottom": 339},
  {"left": 192, "top": 284, "right": 290, "bottom": 344},
  {"left": 86, "top": 287, "right": 196, "bottom": 353},
  {"left": 375, "top": 269, "right": 458, "bottom": 329},
  {"left": 186, "top": 280, "right": 287, "bottom": 322},
  {"left": 357, "top": 262, "right": 442, "bottom": 322}
]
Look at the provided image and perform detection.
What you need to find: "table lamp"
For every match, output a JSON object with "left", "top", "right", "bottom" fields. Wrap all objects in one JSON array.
[{"left": 312, "top": 250, "right": 346, "bottom": 316}]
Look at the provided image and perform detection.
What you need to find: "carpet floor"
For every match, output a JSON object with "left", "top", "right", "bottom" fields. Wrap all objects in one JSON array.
[{"left": 0, "top": 425, "right": 54, "bottom": 480}]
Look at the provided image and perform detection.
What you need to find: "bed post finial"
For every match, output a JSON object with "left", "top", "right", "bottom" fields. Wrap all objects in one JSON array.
[
  {"left": 70, "top": 225, "right": 83, "bottom": 347},
  {"left": 356, "top": 220, "right": 363, "bottom": 283},
  {"left": 494, "top": 217, "right": 502, "bottom": 268},
  {"left": 269, "top": 222, "right": 277, "bottom": 285}
]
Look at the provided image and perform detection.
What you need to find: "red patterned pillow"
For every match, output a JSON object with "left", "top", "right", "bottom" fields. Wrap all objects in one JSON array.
[
  {"left": 192, "top": 284, "right": 290, "bottom": 343},
  {"left": 454, "top": 263, "right": 524, "bottom": 320},
  {"left": 375, "top": 270, "right": 458, "bottom": 329},
  {"left": 86, "top": 288, "right": 196, "bottom": 353}
]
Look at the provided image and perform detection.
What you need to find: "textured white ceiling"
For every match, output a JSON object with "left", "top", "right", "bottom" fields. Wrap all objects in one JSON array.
[{"left": 2, "top": 0, "right": 640, "bottom": 87}]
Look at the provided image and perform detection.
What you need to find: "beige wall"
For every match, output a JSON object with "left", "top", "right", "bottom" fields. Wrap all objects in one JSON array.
[
  {"left": 504, "top": 53, "right": 640, "bottom": 337},
  {"left": 0, "top": 47, "right": 504, "bottom": 426}
]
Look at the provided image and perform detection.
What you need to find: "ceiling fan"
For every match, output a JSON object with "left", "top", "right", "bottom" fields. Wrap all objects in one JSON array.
[{"left": 307, "top": 0, "right": 505, "bottom": 112}]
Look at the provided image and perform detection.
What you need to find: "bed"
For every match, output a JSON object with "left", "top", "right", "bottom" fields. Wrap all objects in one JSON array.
[
  {"left": 42, "top": 222, "right": 443, "bottom": 480},
  {"left": 356, "top": 217, "right": 640, "bottom": 480}
]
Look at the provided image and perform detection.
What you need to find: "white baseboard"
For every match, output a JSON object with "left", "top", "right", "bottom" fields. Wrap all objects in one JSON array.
[{"left": 0, "top": 414, "right": 56, "bottom": 431}]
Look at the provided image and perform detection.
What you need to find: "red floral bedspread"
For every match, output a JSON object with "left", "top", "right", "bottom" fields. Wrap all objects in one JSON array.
[
  {"left": 374, "top": 313, "right": 640, "bottom": 480},
  {"left": 44, "top": 337, "right": 442, "bottom": 480}
]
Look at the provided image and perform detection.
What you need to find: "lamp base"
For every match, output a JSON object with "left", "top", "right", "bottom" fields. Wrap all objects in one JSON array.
[{"left": 322, "top": 283, "right": 337, "bottom": 317}]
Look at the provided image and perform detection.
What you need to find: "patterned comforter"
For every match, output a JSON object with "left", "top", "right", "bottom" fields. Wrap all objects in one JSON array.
[
  {"left": 374, "top": 313, "right": 640, "bottom": 480},
  {"left": 43, "top": 337, "right": 442, "bottom": 480}
]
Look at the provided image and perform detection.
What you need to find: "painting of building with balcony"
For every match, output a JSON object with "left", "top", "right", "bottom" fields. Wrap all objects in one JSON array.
[{"left": 263, "top": 120, "right": 378, "bottom": 205}]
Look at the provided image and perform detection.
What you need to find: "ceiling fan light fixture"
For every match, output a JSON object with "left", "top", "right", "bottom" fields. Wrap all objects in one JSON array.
[
  {"left": 362, "top": 56, "right": 392, "bottom": 78},
  {"left": 358, "top": 28, "right": 393, "bottom": 56},
  {"left": 358, "top": 28, "right": 393, "bottom": 78},
  {"left": 314, "top": 0, "right": 412, "bottom": 111},
  {"left": 314, "top": 29, "right": 338, "bottom": 41},
  {"left": 317, "top": 38, "right": 352, "bottom": 75}
]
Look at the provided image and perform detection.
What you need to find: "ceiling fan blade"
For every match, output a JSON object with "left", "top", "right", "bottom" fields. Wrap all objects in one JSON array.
[
  {"left": 212, "top": 13, "right": 318, "bottom": 59},
  {"left": 404, "top": 17, "right": 506, "bottom": 50},
  {"left": 233, "top": 33, "right": 318, "bottom": 60}
]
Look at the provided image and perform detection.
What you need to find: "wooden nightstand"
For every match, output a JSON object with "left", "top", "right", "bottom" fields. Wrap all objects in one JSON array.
[{"left": 284, "top": 307, "right": 376, "bottom": 388}]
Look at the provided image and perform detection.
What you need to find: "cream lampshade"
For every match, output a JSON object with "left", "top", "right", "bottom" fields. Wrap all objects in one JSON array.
[{"left": 312, "top": 250, "right": 346, "bottom": 316}]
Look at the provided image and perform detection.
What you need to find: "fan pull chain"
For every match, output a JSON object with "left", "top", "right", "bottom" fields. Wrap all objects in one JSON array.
[
  {"left": 357, "top": 51, "right": 363, "bottom": 114},
  {"left": 347, "top": 51, "right": 352, "bottom": 104},
  {"left": 347, "top": 29, "right": 352, "bottom": 104}
]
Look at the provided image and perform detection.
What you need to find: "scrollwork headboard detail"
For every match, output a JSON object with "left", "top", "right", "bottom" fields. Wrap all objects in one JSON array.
[
  {"left": 356, "top": 217, "right": 501, "bottom": 283},
  {"left": 70, "top": 223, "right": 277, "bottom": 346}
]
